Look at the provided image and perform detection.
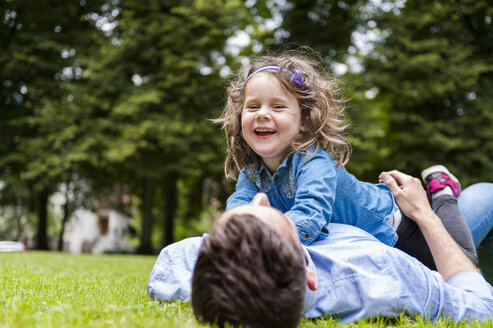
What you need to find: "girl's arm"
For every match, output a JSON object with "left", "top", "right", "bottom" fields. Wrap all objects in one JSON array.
[
  {"left": 284, "top": 151, "right": 338, "bottom": 245},
  {"left": 226, "top": 169, "right": 260, "bottom": 210}
]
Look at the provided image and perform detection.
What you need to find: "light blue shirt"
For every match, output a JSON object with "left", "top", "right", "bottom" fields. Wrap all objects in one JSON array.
[
  {"left": 226, "top": 148, "right": 398, "bottom": 246},
  {"left": 146, "top": 224, "right": 493, "bottom": 322}
]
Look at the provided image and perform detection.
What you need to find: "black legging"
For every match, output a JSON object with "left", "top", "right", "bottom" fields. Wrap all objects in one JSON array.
[{"left": 394, "top": 195, "right": 478, "bottom": 271}]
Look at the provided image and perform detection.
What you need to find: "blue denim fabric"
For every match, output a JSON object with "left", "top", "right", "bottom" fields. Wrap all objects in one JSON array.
[
  {"left": 147, "top": 224, "right": 493, "bottom": 322},
  {"left": 458, "top": 183, "right": 493, "bottom": 247},
  {"left": 226, "top": 148, "right": 398, "bottom": 246}
]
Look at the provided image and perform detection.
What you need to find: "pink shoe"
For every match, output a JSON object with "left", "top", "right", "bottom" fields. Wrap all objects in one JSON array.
[{"left": 421, "top": 165, "right": 461, "bottom": 198}]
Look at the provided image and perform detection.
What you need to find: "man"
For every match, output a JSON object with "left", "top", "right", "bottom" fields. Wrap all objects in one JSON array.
[{"left": 147, "top": 171, "right": 493, "bottom": 327}]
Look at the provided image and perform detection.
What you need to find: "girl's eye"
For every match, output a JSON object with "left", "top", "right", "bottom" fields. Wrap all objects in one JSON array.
[
  {"left": 244, "top": 105, "right": 259, "bottom": 112},
  {"left": 273, "top": 105, "right": 285, "bottom": 110}
]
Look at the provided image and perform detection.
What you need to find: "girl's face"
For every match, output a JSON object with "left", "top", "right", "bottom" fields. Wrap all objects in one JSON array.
[{"left": 241, "top": 72, "right": 303, "bottom": 173}]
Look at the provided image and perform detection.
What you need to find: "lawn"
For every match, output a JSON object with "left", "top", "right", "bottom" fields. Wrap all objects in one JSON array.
[{"left": 0, "top": 251, "right": 490, "bottom": 328}]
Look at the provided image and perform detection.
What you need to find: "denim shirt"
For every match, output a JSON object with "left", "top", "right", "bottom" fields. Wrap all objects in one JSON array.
[
  {"left": 146, "top": 224, "right": 493, "bottom": 322},
  {"left": 226, "top": 148, "right": 399, "bottom": 246}
]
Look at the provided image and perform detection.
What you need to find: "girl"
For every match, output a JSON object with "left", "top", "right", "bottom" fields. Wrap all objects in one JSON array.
[{"left": 215, "top": 51, "right": 476, "bottom": 269}]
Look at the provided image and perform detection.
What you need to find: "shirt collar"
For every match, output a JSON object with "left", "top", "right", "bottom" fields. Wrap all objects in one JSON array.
[
  {"left": 248, "top": 155, "right": 294, "bottom": 189},
  {"left": 258, "top": 154, "right": 292, "bottom": 174},
  {"left": 302, "top": 246, "right": 317, "bottom": 313}
]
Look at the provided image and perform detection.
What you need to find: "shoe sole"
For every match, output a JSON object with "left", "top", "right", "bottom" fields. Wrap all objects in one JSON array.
[{"left": 420, "top": 165, "right": 459, "bottom": 184}]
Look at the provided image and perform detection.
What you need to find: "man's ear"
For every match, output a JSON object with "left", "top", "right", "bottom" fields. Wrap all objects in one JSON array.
[{"left": 305, "top": 267, "right": 317, "bottom": 291}]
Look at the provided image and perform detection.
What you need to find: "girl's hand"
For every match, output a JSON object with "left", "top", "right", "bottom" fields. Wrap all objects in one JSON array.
[{"left": 379, "top": 170, "right": 433, "bottom": 224}]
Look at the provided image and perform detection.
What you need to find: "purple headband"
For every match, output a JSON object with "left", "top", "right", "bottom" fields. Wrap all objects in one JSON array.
[{"left": 242, "top": 65, "right": 305, "bottom": 94}]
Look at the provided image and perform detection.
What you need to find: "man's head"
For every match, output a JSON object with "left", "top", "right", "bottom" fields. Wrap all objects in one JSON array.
[{"left": 191, "top": 193, "right": 314, "bottom": 328}]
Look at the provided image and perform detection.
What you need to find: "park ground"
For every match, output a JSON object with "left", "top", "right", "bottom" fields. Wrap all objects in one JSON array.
[{"left": 0, "top": 251, "right": 491, "bottom": 328}]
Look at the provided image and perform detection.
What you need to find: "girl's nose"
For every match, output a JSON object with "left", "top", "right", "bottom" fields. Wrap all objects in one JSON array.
[
  {"left": 250, "top": 193, "right": 271, "bottom": 206},
  {"left": 255, "top": 107, "right": 270, "bottom": 121}
]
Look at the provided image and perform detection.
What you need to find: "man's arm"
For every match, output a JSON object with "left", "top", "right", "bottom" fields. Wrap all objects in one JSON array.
[
  {"left": 147, "top": 236, "right": 205, "bottom": 301},
  {"left": 379, "top": 170, "right": 478, "bottom": 281}
]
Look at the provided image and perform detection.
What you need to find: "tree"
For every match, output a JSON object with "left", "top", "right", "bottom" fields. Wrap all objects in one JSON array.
[
  {"left": 364, "top": 0, "right": 493, "bottom": 184},
  {"left": 77, "top": 0, "right": 271, "bottom": 251},
  {"left": 271, "top": 0, "right": 389, "bottom": 181},
  {"left": 271, "top": 0, "right": 493, "bottom": 184},
  {"left": 3, "top": 0, "right": 304, "bottom": 251},
  {"left": 276, "top": 0, "right": 361, "bottom": 62},
  {"left": 0, "top": 0, "right": 106, "bottom": 248}
]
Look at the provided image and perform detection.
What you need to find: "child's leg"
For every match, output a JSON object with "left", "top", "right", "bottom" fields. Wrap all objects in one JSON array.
[
  {"left": 394, "top": 214, "right": 436, "bottom": 269},
  {"left": 423, "top": 165, "right": 477, "bottom": 263},
  {"left": 432, "top": 195, "right": 478, "bottom": 265},
  {"left": 394, "top": 165, "right": 478, "bottom": 270}
]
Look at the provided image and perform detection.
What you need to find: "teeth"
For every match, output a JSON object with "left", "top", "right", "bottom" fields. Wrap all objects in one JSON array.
[{"left": 255, "top": 129, "right": 275, "bottom": 133}]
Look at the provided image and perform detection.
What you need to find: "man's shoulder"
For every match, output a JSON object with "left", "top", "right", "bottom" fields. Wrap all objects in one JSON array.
[{"left": 161, "top": 235, "right": 205, "bottom": 256}]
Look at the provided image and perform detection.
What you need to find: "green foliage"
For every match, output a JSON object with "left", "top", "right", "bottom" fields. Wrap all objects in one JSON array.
[
  {"left": 276, "top": 0, "right": 362, "bottom": 62},
  {"left": 343, "top": 72, "right": 392, "bottom": 182},
  {"left": 2, "top": 0, "right": 493, "bottom": 251},
  {"left": 0, "top": 0, "right": 108, "bottom": 248},
  {"left": 273, "top": 0, "right": 391, "bottom": 181},
  {"left": 0, "top": 0, "right": 105, "bottom": 188},
  {"left": 363, "top": 0, "right": 493, "bottom": 185},
  {"left": 78, "top": 0, "right": 262, "bottom": 249},
  {"left": 1, "top": 0, "right": 266, "bottom": 249},
  {"left": 273, "top": 0, "right": 493, "bottom": 186}
]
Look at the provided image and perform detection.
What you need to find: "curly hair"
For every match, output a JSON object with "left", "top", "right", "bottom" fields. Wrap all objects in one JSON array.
[
  {"left": 191, "top": 214, "right": 306, "bottom": 328},
  {"left": 215, "top": 48, "right": 352, "bottom": 179}
]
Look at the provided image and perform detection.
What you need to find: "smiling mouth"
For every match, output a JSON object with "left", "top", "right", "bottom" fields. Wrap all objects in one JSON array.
[{"left": 255, "top": 128, "right": 276, "bottom": 136}]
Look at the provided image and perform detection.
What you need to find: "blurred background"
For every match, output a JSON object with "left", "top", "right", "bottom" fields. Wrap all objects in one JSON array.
[{"left": 0, "top": 0, "right": 492, "bottom": 276}]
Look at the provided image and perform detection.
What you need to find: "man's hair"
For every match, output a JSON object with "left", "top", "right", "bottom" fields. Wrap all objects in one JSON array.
[
  {"left": 214, "top": 47, "right": 352, "bottom": 179},
  {"left": 191, "top": 214, "right": 306, "bottom": 328}
]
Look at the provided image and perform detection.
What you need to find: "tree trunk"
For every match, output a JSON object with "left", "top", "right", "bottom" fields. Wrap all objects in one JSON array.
[
  {"left": 58, "top": 180, "right": 71, "bottom": 251},
  {"left": 36, "top": 190, "right": 49, "bottom": 250},
  {"left": 15, "top": 203, "right": 22, "bottom": 241},
  {"left": 163, "top": 174, "right": 178, "bottom": 246},
  {"left": 139, "top": 177, "right": 155, "bottom": 254}
]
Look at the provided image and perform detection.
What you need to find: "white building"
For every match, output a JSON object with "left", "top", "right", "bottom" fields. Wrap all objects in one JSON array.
[{"left": 63, "top": 202, "right": 135, "bottom": 255}]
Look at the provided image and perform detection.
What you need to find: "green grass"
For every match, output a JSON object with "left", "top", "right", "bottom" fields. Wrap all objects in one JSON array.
[{"left": 0, "top": 252, "right": 490, "bottom": 328}]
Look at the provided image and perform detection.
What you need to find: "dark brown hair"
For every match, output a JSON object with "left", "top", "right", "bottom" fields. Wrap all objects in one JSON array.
[{"left": 191, "top": 214, "right": 306, "bottom": 328}]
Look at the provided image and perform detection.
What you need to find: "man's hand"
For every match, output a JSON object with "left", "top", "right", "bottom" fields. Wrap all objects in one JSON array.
[
  {"left": 380, "top": 170, "right": 478, "bottom": 279},
  {"left": 379, "top": 170, "right": 433, "bottom": 225}
]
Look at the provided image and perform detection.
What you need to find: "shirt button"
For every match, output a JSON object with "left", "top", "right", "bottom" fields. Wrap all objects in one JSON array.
[
  {"left": 274, "top": 176, "right": 279, "bottom": 181},
  {"left": 303, "top": 232, "right": 310, "bottom": 239}
]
